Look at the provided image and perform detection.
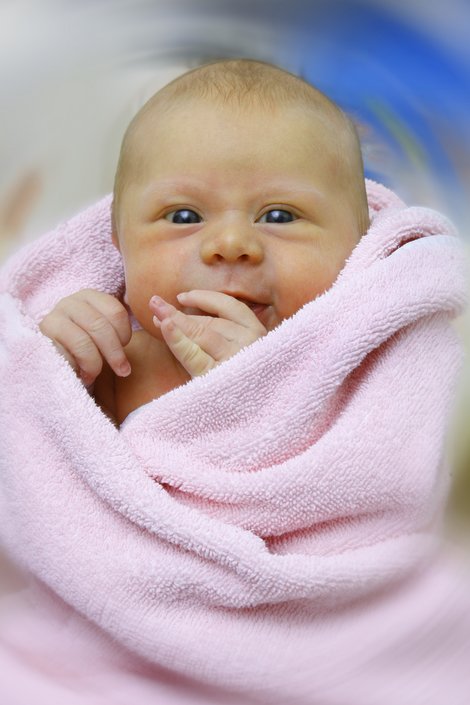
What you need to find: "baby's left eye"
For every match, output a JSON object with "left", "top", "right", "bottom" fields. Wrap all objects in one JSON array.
[{"left": 258, "top": 209, "right": 296, "bottom": 224}]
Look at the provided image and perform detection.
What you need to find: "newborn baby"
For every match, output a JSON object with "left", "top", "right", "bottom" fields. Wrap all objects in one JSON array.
[
  {"left": 3, "top": 59, "right": 468, "bottom": 705},
  {"left": 39, "top": 59, "right": 370, "bottom": 425}
]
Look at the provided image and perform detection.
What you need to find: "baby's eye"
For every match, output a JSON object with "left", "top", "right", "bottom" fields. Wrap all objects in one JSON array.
[
  {"left": 258, "top": 209, "right": 296, "bottom": 224},
  {"left": 165, "top": 209, "right": 202, "bottom": 224}
]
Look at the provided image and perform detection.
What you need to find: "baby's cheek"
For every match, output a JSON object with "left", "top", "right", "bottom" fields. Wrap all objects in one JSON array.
[
  {"left": 277, "top": 269, "right": 338, "bottom": 319},
  {"left": 123, "top": 285, "right": 155, "bottom": 336},
  {"left": 277, "top": 280, "right": 320, "bottom": 318}
]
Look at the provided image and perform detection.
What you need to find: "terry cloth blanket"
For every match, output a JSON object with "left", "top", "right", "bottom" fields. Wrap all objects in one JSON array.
[{"left": 1, "top": 180, "right": 470, "bottom": 705}]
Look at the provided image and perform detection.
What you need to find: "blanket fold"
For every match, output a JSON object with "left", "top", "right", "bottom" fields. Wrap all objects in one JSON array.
[{"left": 1, "top": 180, "right": 469, "bottom": 705}]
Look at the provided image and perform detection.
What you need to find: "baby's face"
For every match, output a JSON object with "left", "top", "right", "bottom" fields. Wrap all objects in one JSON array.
[{"left": 113, "top": 100, "right": 364, "bottom": 334}]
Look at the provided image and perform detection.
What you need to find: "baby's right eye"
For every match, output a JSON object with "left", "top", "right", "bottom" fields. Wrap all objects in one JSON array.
[{"left": 164, "top": 209, "right": 201, "bottom": 224}]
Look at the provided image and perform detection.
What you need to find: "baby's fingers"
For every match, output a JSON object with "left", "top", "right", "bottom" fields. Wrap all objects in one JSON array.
[
  {"left": 78, "top": 289, "right": 132, "bottom": 349},
  {"left": 159, "top": 318, "right": 215, "bottom": 378},
  {"left": 177, "top": 290, "right": 266, "bottom": 333},
  {"left": 41, "top": 317, "right": 108, "bottom": 386},
  {"left": 44, "top": 298, "right": 131, "bottom": 380}
]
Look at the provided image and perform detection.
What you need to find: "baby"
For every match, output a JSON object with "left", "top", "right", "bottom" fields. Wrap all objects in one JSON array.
[
  {"left": 5, "top": 61, "right": 469, "bottom": 705},
  {"left": 39, "top": 59, "right": 370, "bottom": 426}
]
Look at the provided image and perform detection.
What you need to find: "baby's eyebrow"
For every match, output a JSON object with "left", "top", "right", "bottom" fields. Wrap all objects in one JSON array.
[
  {"left": 142, "top": 179, "right": 208, "bottom": 202},
  {"left": 258, "top": 182, "right": 325, "bottom": 199},
  {"left": 141, "top": 179, "right": 325, "bottom": 205}
]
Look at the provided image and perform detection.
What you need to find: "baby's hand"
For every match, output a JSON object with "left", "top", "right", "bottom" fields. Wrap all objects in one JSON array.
[
  {"left": 150, "top": 290, "right": 267, "bottom": 378},
  {"left": 39, "top": 289, "right": 132, "bottom": 387}
]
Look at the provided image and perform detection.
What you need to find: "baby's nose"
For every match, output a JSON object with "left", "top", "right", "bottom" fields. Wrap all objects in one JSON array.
[{"left": 200, "top": 225, "right": 263, "bottom": 265}]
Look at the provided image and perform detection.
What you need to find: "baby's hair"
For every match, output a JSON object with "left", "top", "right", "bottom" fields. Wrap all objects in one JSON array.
[
  {"left": 143, "top": 58, "right": 341, "bottom": 112},
  {"left": 113, "top": 59, "right": 369, "bottom": 234}
]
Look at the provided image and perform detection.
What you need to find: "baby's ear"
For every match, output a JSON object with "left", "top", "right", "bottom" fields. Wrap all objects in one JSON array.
[{"left": 110, "top": 200, "right": 120, "bottom": 251}]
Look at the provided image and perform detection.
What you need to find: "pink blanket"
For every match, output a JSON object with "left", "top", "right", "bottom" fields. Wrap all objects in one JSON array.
[{"left": 1, "top": 181, "right": 469, "bottom": 704}]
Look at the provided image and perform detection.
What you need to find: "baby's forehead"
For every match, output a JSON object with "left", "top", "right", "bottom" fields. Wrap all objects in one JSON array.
[
  {"left": 135, "top": 95, "right": 342, "bottom": 151},
  {"left": 122, "top": 59, "right": 355, "bottom": 164}
]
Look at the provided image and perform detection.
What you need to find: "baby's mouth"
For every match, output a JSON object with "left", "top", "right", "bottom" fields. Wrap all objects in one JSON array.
[
  {"left": 229, "top": 295, "right": 270, "bottom": 324},
  {"left": 232, "top": 295, "right": 257, "bottom": 306},
  {"left": 180, "top": 291, "right": 270, "bottom": 323},
  {"left": 236, "top": 297, "right": 267, "bottom": 314}
]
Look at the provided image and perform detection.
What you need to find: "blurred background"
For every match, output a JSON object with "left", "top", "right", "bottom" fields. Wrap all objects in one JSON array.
[{"left": 0, "top": 0, "right": 469, "bottom": 558}]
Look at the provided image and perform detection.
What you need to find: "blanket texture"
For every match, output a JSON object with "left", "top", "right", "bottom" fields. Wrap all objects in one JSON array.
[{"left": 1, "top": 181, "right": 469, "bottom": 705}]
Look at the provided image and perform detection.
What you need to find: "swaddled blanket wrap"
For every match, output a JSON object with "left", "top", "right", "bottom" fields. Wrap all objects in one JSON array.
[{"left": 0, "top": 181, "right": 469, "bottom": 705}]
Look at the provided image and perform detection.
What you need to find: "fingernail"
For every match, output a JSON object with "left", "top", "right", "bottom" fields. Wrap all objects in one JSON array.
[
  {"left": 118, "top": 361, "right": 131, "bottom": 377},
  {"left": 152, "top": 315, "right": 161, "bottom": 327},
  {"left": 176, "top": 292, "right": 188, "bottom": 302},
  {"left": 150, "top": 295, "right": 164, "bottom": 307},
  {"left": 79, "top": 370, "right": 94, "bottom": 388}
]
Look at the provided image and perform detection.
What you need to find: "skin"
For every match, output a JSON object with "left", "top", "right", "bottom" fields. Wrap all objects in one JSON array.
[{"left": 40, "top": 99, "right": 365, "bottom": 423}]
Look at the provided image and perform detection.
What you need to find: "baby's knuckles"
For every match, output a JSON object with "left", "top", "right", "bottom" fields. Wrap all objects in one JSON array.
[{"left": 39, "top": 289, "right": 132, "bottom": 382}]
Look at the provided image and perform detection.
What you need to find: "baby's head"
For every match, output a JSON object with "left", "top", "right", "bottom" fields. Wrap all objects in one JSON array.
[{"left": 112, "top": 59, "right": 369, "bottom": 333}]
